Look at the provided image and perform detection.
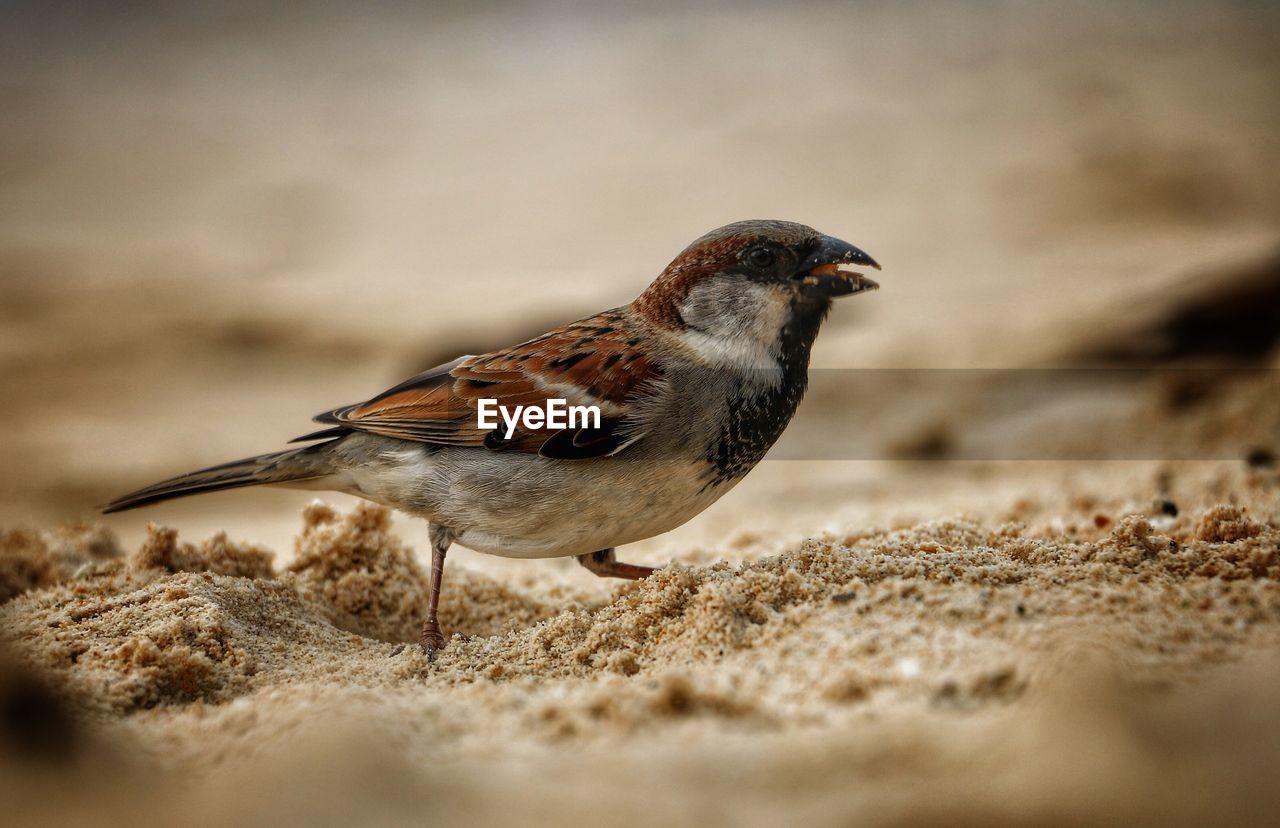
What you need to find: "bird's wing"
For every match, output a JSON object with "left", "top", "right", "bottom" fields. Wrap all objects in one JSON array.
[{"left": 311, "top": 309, "right": 660, "bottom": 458}]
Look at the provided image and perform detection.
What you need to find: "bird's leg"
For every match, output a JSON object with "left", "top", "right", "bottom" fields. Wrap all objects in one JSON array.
[
  {"left": 420, "top": 523, "right": 454, "bottom": 658},
  {"left": 576, "top": 548, "right": 655, "bottom": 580}
]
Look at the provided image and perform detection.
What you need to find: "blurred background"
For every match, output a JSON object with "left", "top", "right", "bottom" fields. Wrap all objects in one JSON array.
[{"left": 1, "top": 0, "right": 1277, "bottom": 551}]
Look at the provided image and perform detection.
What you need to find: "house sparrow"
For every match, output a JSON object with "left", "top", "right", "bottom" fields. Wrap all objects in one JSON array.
[{"left": 105, "top": 220, "right": 881, "bottom": 654}]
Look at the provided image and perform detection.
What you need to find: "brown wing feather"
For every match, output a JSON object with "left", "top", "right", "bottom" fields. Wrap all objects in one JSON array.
[{"left": 312, "top": 309, "right": 659, "bottom": 456}]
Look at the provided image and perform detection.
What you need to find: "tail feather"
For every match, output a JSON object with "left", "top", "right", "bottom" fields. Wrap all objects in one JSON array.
[{"left": 103, "top": 444, "right": 333, "bottom": 514}]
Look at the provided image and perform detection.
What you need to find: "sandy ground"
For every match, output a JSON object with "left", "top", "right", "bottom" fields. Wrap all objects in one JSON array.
[
  {"left": 2, "top": 1, "right": 1279, "bottom": 825},
  {"left": 2, "top": 460, "right": 1279, "bottom": 826}
]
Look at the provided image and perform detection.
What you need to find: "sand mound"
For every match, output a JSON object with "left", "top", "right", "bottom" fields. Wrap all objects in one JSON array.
[
  {"left": 0, "top": 524, "right": 119, "bottom": 602},
  {"left": 0, "top": 502, "right": 615, "bottom": 714},
  {"left": 284, "top": 502, "right": 585, "bottom": 645},
  {"left": 0, "top": 463, "right": 1277, "bottom": 824},
  {"left": 2, "top": 476, "right": 1276, "bottom": 720}
]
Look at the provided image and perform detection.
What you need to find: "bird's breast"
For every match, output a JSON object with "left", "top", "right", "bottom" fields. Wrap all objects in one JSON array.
[{"left": 697, "top": 364, "right": 809, "bottom": 486}]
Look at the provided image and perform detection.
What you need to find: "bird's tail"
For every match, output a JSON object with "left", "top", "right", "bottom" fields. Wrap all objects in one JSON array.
[{"left": 103, "top": 443, "right": 335, "bottom": 514}]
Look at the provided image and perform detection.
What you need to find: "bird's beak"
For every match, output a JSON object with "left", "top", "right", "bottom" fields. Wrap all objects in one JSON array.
[{"left": 794, "top": 235, "right": 881, "bottom": 298}]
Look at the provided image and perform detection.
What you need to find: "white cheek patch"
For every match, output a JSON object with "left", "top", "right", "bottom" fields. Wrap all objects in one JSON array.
[
  {"left": 679, "top": 328, "right": 778, "bottom": 372},
  {"left": 677, "top": 278, "right": 789, "bottom": 373}
]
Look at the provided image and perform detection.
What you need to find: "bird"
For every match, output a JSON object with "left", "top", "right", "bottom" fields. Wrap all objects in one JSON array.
[{"left": 105, "top": 220, "right": 881, "bottom": 655}]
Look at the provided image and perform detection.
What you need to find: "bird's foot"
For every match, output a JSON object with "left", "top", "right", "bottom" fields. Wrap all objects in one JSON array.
[
  {"left": 606, "top": 561, "right": 656, "bottom": 580},
  {"left": 419, "top": 621, "right": 446, "bottom": 660},
  {"left": 577, "top": 549, "right": 657, "bottom": 580}
]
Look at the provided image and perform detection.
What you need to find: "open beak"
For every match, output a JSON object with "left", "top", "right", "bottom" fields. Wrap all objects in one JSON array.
[{"left": 794, "top": 235, "right": 881, "bottom": 298}]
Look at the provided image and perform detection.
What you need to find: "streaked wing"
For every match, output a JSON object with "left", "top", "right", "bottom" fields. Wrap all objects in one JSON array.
[{"left": 311, "top": 309, "right": 659, "bottom": 457}]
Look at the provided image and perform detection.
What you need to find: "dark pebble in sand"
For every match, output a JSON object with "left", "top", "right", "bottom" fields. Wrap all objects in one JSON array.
[{"left": 1246, "top": 447, "right": 1276, "bottom": 469}]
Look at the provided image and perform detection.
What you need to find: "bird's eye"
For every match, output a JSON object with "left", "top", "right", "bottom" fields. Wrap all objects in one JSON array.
[{"left": 747, "top": 247, "right": 775, "bottom": 268}]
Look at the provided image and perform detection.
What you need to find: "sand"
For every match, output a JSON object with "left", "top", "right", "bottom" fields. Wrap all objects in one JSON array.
[{"left": 2, "top": 457, "right": 1279, "bottom": 825}]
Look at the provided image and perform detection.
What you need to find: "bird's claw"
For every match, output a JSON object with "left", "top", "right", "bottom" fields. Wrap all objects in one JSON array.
[{"left": 419, "top": 625, "right": 446, "bottom": 661}]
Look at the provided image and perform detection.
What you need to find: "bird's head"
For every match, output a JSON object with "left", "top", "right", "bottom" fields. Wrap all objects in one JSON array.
[{"left": 632, "top": 220, "right": 880, "bottom": 365}]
